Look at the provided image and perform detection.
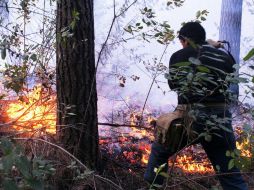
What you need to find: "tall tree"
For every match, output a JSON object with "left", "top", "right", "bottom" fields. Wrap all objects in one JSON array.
[
  {"left": 219, "top": 0, "right": 243, "bottom": 96},
  {"left": 219, "top": 0, "right": 243, "bottom": 63},
  {"left": 56, "top": 0, "right": 99, "bottom": 169},
  {"left": 0, "top": 0, "right": 8, "bottom": 19}
]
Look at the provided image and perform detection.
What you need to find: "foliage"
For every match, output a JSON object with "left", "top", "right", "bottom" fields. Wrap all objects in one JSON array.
[
  {"left": 124, "top": 6, "right": 209, "bottom": 44},
  {"left": 0, "top": 0, "right": 56, "bottom": 94},
  {"left": 149, "top": 163, "right": 168, "bottom": 190},
  {"left": 0, "top": 138, "right": 55, "bottom": 190},
  {"left": 243, "top": 48, "right": 254, "bottom": 61}
]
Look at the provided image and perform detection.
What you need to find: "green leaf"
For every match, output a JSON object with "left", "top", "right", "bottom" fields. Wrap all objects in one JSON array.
[
  {"left": 189, "top": 57, "right": 201, "bottom": 65},
  {"left": 0, "top": 162, "right": 3, "bottom": 170},
  {"left": 3, "top": 179, "right": 18, "bottom": 190},
  {"left": 215, "top": 165, "right": 220, "bottom": 171},
  {"left": 173, "top": 62, "right": 191, "bottom": 67},
  {"left": 228, "top": 159, "right": 235, "bottom": 170},
  {"left": 226, "top": 150, "right": 231, "bottom": 157},
  {"left": 154, "top": 33, "right": 160, "bottom": 37},
  {"left": 197, "top": 65, "right": 210, "bottom": 73},
  {"left": 151, "top": 20, "right": 157, "bottom": 25},
  {"left": 243, "top": 48, "right": 254, "bottom": 61},
  {"left": 30, "top": 54, "right": 37, "bottom": 61},
  {"left": 187, "top": 73, "right": 193, "bottom": 81},
  {"left": 158, "top": 163, "right": 166, "bottom": 170},
  {"left": 157, "top": 40, "right": 164, "bottom": 44},
  {"left": 199, "top": 76, "right": 218, "bottom": 86},
  {"left": 152, "top": 184, "right": 163, "bottom": 188},
  {"left": 16, "top": 155, "right": 31, "bottom": 178},
  {"left": 0, "top": 138, "right": 13, "bottom": 155},
  {"left": 159, "top": 171, "right": 169, "bottom": 178},
  {"left": 2, "top": 155, "right": 14, "bottom": 172},
  {"left": 201, "top": 10, "right": 208, "bottom": 14},
  {"left": 196, "top": 10, "right": 201, "bottom": 18},
  {"left": 219, "top": 125, "right": 233, "bottom": 133},
  {"left": 205, "top": 134, "right": 212, "bottom": 142},
  {"left": 27, "top": 179, "right": 44, "bottom": 190},
  {"left": 234, "top": 149, "right": 241, "bottom": 157},
  {"left": 1, "top": 48, "right": 6, "bottom": 59},
  {"left": 67, "top": 112, "right": 76, "bottom": 115},
  {"left": 200, "top": 16, "right": 206, "bottom": 21}
]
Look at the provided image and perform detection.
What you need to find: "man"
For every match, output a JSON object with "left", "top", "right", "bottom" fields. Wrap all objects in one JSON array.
[{"left": 144, "top": 22, "right": 248, "bottom": 190}]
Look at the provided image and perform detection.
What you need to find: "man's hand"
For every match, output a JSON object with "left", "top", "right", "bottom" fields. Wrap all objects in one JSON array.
[{"left": 207, "top": 39, "right": 224, "bottom": 48}]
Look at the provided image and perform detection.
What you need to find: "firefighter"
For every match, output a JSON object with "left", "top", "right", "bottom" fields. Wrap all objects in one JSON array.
[{"left": 144, "top": 22, "right": 248, "bottom": 190}]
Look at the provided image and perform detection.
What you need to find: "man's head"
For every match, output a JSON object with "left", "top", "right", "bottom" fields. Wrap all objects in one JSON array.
[{"left": 178, "top": 22, "right": 206, "bottom": 47}]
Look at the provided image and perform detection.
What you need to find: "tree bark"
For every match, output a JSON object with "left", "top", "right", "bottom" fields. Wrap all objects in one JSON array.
[
  {"left": 219, "top": 0, "right": 243, "bottom": 63},
  {"left": 219, "top": 0, "right": 243, "bottom": 97},
  {"left": 56, "top": 0, "right": 98, "bottom": 169}
]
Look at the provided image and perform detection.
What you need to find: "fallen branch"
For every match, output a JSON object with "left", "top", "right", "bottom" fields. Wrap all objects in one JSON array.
[{"left": 98, "top": 122, "right": 154, "bottom": 131}]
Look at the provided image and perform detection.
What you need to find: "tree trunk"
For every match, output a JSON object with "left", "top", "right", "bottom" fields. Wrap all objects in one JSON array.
[
  {"left": 56, "top": 0, "right": 98, "bottom": 169},
  {"left": 219, "top": 0, "right": 243, "bottom": 97},
  {"left": 0, "top": 0, "right": 9, "bottom": 20},
  {"left": 219, "top": 0, "right": 243, "bottom": 63}
]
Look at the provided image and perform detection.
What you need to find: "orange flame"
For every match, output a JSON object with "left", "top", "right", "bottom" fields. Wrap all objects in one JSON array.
[
  {"left": 5, "top": 86, "right": 56, "bottom": 134},
  {"left": 236, "top": 140, "right": 252, "bottom": 157},
  {"left": 140, "top": 147, "right": 213, "bottom": 173},
  {"left": 140, "top": 144, "right": 151, "bottom": 164},
  {"left": 174, "top": 155, "right": 213, "bottom": 173}
]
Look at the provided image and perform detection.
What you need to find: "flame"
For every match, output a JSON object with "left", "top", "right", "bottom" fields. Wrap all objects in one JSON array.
[
  {"left": 129, "top": 111, "right": 155, "bottom": 140},
  {"left": 140, "top": 148, "right": 213, "bottom": 173},
  {"left": 140, "top": 144, "right": 151, "bottom": 164},
  {"left": 236, "top": 139, "right": 252, "bottom": 157},
  {"left": 140, "top": 139, "right": 252, "bottom": 173},
  {"left": 5, "top": 87, "right": 251, "bottom": 173},
  {"left": 6, "top": 86, "right": 56, "bottom": 134},
  {"left": 174, "top": 155, "right": 213, "bottom": 173}
]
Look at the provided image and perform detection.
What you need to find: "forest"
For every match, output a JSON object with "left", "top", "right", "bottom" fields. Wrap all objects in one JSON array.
[{"left": 0, "top": 0, "right": 254, "bottom": 189}]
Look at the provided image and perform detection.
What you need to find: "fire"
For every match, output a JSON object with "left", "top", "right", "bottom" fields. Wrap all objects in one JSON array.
[
  {"left": 5, "top": 86, "right": 56, "bottom": 134},
  {"left": 4, "top": 88, "right": 251, "bottom": 174},
  {"left": 140, "top": 145, "right": 213, "bottom": 173},
  {"left": 129, "top": 111, "right": 155, "bottom": 140},
  {"left": 140, "top": 144, "right": 151, "bottom": 164},
  {"left": 236, "top": 140, "right": 252, "bottom": 157},
  {"left": 140, "top": 139, "right": 252, "bottom": 173},
  {"left": 174, "top": 155, "right": 213, "bottom": 173}
]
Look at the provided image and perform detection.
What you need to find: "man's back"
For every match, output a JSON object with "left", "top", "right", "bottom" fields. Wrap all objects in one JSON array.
[{"left": 168, "top": 44, "right": 235, "bottom": 104}]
